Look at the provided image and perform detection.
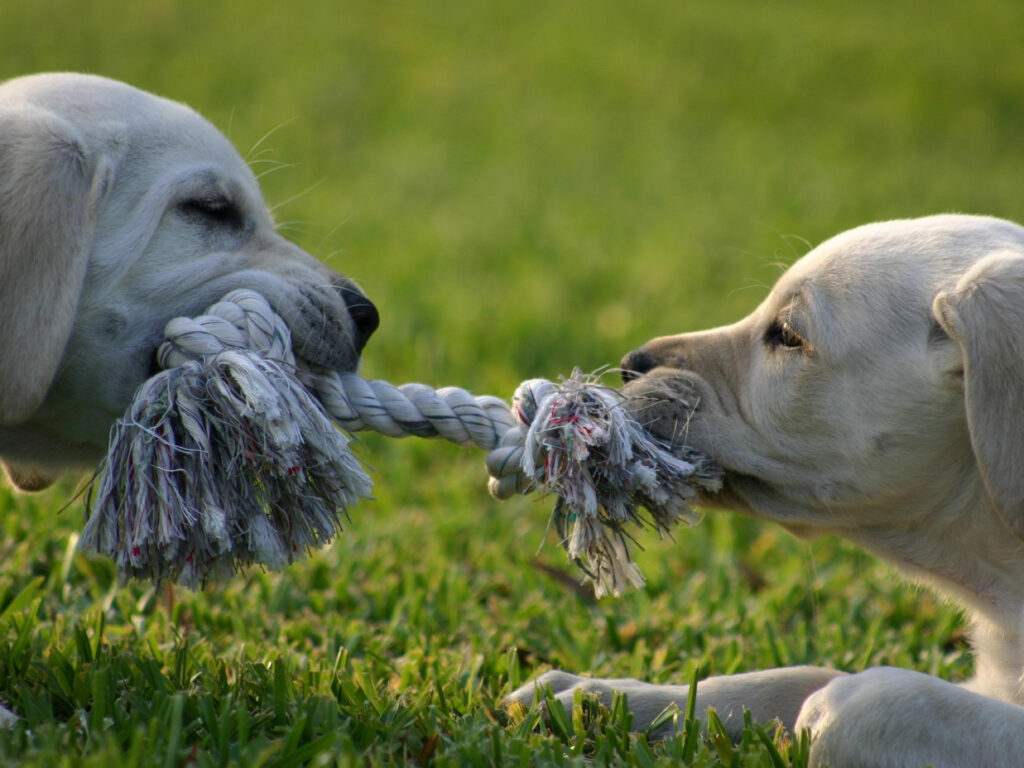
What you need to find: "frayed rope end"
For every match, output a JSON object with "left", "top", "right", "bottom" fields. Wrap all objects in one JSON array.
[
  {"left": 79, "top": 350, "right": 372, "bottom": 589},
  {"left": 78, "top": 291, "right": 719, "bottom": 595},
  {"left": 509, "top": 369, "right": 722, "bottom": 598}
]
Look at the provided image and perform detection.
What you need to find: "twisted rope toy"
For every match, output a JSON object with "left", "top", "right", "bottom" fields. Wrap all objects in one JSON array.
[{"left": 80, "top": 290, "right": 721, "bottom": 596}]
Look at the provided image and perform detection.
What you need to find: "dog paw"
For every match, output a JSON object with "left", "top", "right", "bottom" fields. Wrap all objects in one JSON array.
[
  {"left": 795, "top": 668, "right": 990, "bottom": 768},
  {"left": 505, "top": 670, "right": 594, "bottom": 708}
]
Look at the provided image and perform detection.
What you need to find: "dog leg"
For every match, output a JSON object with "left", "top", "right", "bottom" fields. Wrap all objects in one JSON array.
[
  {"left": 507, "top": 665, "right": 844, "bottom": 739},
  {"left": 796, "top": 667, "right": 1024, "bottom": 768}
]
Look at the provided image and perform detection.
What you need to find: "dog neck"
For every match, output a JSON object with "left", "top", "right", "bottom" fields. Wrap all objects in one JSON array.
[{"left": 848, "top": 483, "right": 1024, "bottom": 638}]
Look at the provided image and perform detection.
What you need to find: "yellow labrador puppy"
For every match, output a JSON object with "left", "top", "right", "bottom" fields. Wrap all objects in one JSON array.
[
  {"left": 0, "top": 73, "right": 378, "bottom": 491},
  {"left": 508, "top": 214, "right": 1024, "bottom": 767}
]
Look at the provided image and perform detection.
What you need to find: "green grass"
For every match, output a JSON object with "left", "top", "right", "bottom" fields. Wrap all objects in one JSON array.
[{"left": 0, "top": 0, "right": 1017, "bottom": 764}]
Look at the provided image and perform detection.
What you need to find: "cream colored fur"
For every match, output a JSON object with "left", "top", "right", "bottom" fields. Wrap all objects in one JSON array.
[
  {"left": 0, "top": 73, "right": 376, "bottom": 492},
  {"left": 508, "top": 214, "right": 1024, "bottom": 767}
]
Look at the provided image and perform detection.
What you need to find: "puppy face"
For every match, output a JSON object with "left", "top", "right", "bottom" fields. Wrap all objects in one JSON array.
[
  {"left": 0, "top": 74, "right": 378, "bottom": 484},
  {"left": 621, "top": 216, "right": 1024, "bottom": 537}
]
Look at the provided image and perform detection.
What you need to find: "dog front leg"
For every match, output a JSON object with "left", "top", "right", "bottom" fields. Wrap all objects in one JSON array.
[
  {"left": 506, "top": 665, "right": 844, "bottom": 739},
  {"left": 797, "top": 667, "right": 1024, "bottom": 768}
]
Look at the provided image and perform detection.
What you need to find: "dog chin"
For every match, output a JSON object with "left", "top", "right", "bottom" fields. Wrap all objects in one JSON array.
[{"left": 711, "top": 472, "right": 838, "bottom": 537}]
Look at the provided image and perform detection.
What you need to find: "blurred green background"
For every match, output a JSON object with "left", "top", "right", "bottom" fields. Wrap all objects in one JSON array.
[
  {"left": 7, "top": 0, "right": 1023, "bottom": 390},
  {"left": 1, "top": 1, "right": 1022, "bottom": 764}
]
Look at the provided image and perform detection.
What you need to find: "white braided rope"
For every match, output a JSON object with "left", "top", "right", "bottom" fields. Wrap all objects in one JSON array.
[
  {"left": 84, "top": 289, "right": 719, "bottom": 595},
  {"left": 157, "top": 289, "right": 541, "bottom": 496}
]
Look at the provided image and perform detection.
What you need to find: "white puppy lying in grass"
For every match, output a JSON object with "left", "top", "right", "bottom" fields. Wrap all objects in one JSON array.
[
  {"left": 508, "top": 214, "right": 1024, "bottom": 768},
  {"left": 0, "top": 72, "right": 379, "bottom": 724},
  {"left": 0, "top": 73, "right": 378, "bottom": 490}
]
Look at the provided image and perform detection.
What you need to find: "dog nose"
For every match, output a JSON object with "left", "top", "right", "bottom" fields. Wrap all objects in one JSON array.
[
  {"left": 620, "top": 348, "right": 656, "bottom": 383},
  {"left": 337, "top": 284, "right": 380, "bottom": 352}
]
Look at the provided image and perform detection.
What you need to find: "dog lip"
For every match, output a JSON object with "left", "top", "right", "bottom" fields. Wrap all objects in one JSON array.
[
  {"left": 701, "top": 482, "right": 751, "bottom": 514},
  {"left": 265, "top": 278, "right": 361, "bottom": 372},
  {"left": 701, "top": 471, "right": 776, "bottom": 517},
  {"left": 623, "top": 374, "right": 702, "bottom": 436},
  {"left": 715, "top": 469, "right": 832, "bottom": 524},
  {"left": 623, "top": 367, "right": 704, "bottom": 399}
]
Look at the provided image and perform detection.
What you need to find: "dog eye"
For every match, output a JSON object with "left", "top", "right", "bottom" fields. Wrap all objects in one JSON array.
[
  {"left": 765, "top": 320, "right": 805, "bottom": 349},
  {"left": 179, "top": 196, "right": 244, "bottom": 230}
]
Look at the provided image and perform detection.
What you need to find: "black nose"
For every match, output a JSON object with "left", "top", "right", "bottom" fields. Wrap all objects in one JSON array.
[
  {"left": 338, "top": 285, "right": 380, "bottom": 352},
  {"left": 620, "top": 348, "right": 655, "bottom": 383}
]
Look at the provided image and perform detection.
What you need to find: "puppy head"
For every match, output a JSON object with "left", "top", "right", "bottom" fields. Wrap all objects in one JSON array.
[
  {"left": 0, "top": 73, "right": 378, "bottom": 485},
  {"left": 621, "top": 215, "right": 1024, "bottom": 537}
]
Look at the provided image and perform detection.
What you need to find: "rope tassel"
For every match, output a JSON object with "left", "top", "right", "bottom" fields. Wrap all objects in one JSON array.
[
  {"left": 493, "top": 375, "right": 720, "bottom": 596},
  {"left": 81, "top": 290, "right": 721, "bottom": 595}
]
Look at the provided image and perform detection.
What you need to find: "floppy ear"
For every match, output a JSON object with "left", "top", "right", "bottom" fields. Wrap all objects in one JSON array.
[
  {"left": 933, "top": 251, "right": 1024, "bottom": 540},
  {"left": 0, "top": 106, "right": 110, "bottom": 425}
]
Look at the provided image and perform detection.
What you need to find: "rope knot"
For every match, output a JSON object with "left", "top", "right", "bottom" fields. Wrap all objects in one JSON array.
[{"left": 81, "top": 291, "right": 721, "bottom": 596}]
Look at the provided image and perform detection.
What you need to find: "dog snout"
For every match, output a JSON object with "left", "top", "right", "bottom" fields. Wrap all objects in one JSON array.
[
  {"left": 335, "top": 281, "right": 379, "bottom": 353},
  {"left": 621, "top": 348, "right": 657, "bottom": 383}
]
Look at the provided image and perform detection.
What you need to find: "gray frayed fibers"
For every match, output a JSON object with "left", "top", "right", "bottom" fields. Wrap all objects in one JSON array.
[
  {"left": 490, "top": 373, "right": 721, "bottom": 596},
  {"left": 79, "top": 351, "right": 372, "bottom": 588},
  {"left": 81, "top": 290, "right": 721, "bottom": 596}
]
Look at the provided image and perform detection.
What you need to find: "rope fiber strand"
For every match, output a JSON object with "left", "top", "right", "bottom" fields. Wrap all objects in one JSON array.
[{"left": 80, "top": 290, "right": 722, "bottom": 596}]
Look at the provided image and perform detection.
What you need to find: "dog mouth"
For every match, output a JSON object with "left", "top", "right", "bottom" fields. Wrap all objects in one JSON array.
[
  {"left": 209, "top": 271, "right": 379, "bottom": 374},
  {"left": 618, "top": 372, "right": 836, "bottom": 529},
  {"left": 706, "top": 472, "right": 765, "bottom": 514},
  {"left": 621, "top": 370, "right": 765, "bottom": 512},
  {"left": 621, "top": 371, "right": 703, "bottom": 444},
  {"left": 277, "top": 279, "right": 370, "bottom": 372},
  {"left": 140, "top": 274, "right": 379, "bottom": 384}
]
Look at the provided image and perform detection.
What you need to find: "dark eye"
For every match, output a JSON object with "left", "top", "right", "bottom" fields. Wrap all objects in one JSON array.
[
  {"left": 765, "top": 320, "right": 804, "bottom": 349},
  {"left": 179, "top": 196, "right": 244, "bottom": 230}
]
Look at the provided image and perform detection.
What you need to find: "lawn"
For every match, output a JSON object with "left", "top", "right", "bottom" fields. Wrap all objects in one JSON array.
[{"left": 1, "top": 0, "right": 1022, "bottom": 764}]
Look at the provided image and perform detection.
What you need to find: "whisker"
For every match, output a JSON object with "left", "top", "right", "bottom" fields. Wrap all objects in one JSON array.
[
  {"left": 247, "top": 117, "right": 299, "bottom": 161},
  {"left": 255, "top": 162, "right": 301, "bottom": 181},
  {"left": 274, "top": 220, "right": 315, "bottom": 237},
  {"left": 316, "top": 217, "right": 352, "bottom": 255},
  {"left": 780, "top": 232, "right": 813, "bottom": 258},
  {"left": 270, "top": 179, "right": 325, "bottom": 215}
]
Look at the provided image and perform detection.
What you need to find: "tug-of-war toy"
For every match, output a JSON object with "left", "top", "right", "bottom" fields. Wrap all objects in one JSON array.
[{"left": 81, "top": 290, "right": 721, "bottom": 597}]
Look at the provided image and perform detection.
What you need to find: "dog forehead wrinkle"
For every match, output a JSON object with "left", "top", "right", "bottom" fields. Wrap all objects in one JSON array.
[
  {"left": 87, "top": 171, "right": 220, "bottom": 286},
  {"left": 126, "top": 105, "right": 245, "bottom": 172},
  {"left": 91, "top": 166, "right": 270, "bottom": 298},
  {"left": 84, "top": 215, "right": 162, "bottom": 291},
  {"left": 784, "top": 264, "right": 935, "bottom": 363},
  {"left": 131, "top": 254, "right": 246, "bottom": 301}
]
